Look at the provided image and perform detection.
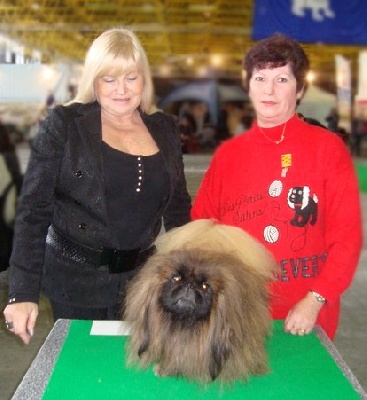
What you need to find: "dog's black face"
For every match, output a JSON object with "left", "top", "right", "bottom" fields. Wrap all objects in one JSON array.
[
  {"left": 159, "top": 263, "right": 213, "bottom": 324},
  {"left": 288, "top": 187, "right": 305, "bottom": 205}
]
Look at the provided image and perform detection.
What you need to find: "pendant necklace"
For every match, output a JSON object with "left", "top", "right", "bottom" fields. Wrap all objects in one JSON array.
[{"left": 259, "top": 123, "right": 287, "bottom": 145}]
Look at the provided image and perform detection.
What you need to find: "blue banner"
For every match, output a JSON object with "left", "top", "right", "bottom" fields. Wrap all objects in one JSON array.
[{"left": 252, "top": 0, "right": 367, "bottom": 45}]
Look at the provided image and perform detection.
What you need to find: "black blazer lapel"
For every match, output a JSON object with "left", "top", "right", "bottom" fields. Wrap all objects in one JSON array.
[{"left": 75, "top": 108, "right": 105, "bottom": 190}]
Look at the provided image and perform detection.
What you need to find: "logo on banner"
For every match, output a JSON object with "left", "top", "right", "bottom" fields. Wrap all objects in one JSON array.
[
  {"left": 252, "top": 0, "right": 367, "bottom": 46},
  {"left": 291, "top": 0, "right": 335, "bottom": 22}
]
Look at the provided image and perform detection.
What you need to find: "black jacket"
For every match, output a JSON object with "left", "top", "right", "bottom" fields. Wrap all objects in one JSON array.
[{"left": 8, "top": 102, "right": 191, "bottom": 306}]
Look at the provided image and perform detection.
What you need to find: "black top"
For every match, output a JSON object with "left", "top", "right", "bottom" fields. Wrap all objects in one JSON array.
[
  {"left": 9, "top": 101, "right": 191, "bottom": 306},
  {"left": 102, "top": 142, "right": 169, "bottom": 249}
]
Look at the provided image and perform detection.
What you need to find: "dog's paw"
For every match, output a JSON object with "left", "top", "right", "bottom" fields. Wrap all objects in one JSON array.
[
  {"left": 154, "top": 364, "right": 164, "bottom": 377},
  {"left": 154, "top": 364, "right": 175, "bottom": 377}
]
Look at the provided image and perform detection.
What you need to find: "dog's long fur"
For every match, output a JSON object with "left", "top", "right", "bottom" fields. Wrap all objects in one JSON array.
[{"left": 123, "top": 219, "right": 276, "bottom": 384}]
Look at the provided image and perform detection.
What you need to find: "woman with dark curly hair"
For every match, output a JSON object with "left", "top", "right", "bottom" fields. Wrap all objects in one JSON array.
[{"left": 192, "top": 33, "right": 362, "bottom": 340}]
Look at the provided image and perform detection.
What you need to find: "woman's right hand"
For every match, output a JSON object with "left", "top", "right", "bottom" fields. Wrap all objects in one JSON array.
[{"left": 3, "top": 302, "right": 39, "bottom": 345}]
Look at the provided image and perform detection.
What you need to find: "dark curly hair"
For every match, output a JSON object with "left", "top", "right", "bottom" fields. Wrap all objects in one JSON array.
[{"left": 243, "top": 33, "right": 309, "bottom": 93}]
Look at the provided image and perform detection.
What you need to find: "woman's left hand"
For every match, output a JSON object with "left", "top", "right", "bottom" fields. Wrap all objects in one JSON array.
[{"left": 284, "top": 292, "right": 324, "bottom": 336}]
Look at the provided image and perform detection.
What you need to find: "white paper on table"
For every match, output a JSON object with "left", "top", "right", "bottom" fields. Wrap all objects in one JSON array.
[{"left": 90, "top": 320, "right": 131, "bottom": 336}]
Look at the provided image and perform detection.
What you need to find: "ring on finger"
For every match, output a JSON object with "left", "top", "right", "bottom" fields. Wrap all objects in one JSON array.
[{"left": 5, "top": 320, "right": 14, "bottom": 330}]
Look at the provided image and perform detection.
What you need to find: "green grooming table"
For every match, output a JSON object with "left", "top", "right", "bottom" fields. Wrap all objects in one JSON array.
[{"left": 12, "top": 320, "right": 366, "bottom": 400}]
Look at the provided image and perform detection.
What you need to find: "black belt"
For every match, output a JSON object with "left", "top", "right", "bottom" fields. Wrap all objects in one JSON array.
[{"left": 46, "top": 225, "right": 155, "bottom": 274}]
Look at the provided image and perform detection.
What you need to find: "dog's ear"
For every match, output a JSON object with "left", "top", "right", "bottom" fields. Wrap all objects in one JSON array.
[
  {"left": 209, "top": 293, "right": 232, "bottom": 380},
  {"left": 124, "top": 265, "right": 161, "bottom": 359},
  {"left": 301, "top": 186, "right": 310, "bottom": 210}
]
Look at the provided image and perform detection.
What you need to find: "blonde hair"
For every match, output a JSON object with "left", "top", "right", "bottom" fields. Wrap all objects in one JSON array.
[{"left": 70, "top": 27, "right": 154, "bottom": 113}]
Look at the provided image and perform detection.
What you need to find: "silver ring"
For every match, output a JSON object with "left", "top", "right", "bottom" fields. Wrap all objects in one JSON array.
[{"left": 5, "top": 320, "right": 14, "bottom": 330}]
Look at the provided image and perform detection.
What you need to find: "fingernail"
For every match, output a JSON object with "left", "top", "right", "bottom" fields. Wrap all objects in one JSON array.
[{"left": 28, "top": 329, "right": 34, "bottom": 337}]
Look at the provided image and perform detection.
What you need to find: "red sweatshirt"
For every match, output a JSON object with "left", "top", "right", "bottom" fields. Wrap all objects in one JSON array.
[{"left": 191, "top": 114, "right": 362, "bottom": 339}]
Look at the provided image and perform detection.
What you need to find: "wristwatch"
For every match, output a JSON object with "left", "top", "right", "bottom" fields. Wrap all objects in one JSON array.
[{"left": 310, "top": 290, "right": 327, "bottom": 304}]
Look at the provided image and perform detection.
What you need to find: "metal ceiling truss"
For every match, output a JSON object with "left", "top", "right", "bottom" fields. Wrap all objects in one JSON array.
[{"left": 0, "top": 0, "right": 365, "bottom": 91}]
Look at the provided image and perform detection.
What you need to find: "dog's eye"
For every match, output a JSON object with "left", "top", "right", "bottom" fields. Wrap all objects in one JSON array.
[
  {"left": 172, "top": 275, "right": 181, "bottom": 282},
  {"left": 202, "top": 282, "right": 209, "bottom": 290}
]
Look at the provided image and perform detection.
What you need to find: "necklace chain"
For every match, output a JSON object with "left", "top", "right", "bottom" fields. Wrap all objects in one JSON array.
[{"left": 259, "top": 123, "right": 287, "bottom": 144}]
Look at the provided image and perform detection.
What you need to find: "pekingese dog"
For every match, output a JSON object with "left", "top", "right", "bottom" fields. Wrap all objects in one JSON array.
[{"left": 123, "top": 219, "right": 276, "bottom": 384}]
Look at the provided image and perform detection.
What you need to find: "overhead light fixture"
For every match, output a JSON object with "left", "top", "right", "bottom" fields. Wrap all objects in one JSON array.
[
  {"left": 210, "top": 54, "right": 224, "bottom": 68},
  {"left": 159, "top": 64, "right": 171, "bottom": 77},
  {"left": 186, "top": 56, "right": 194, "bottom": 66},
  {"left": 306, "top": 70, "right": 315, "bottom": 85}
]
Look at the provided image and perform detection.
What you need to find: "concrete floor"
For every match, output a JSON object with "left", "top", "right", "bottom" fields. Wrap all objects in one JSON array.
[{"left": 0, "top": 152, "right": 366, "bottom": 399}]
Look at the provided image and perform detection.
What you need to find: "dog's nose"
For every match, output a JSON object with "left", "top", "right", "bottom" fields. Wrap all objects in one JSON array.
[{"left": 185, "top": 284, "right": 196, "bottom": 299}]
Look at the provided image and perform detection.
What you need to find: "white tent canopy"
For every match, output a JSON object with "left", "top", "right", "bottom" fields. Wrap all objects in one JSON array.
[
  {"left": 297, "top": 85, "right": 336, "bottom": 126},
  {"left": 158, "top": 79, "right": 249, "bottom": 124}
]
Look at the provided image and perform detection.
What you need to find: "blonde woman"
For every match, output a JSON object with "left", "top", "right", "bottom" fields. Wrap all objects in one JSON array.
[{"left": 4, "top": 28, "right": 191, "bottom": 344}]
